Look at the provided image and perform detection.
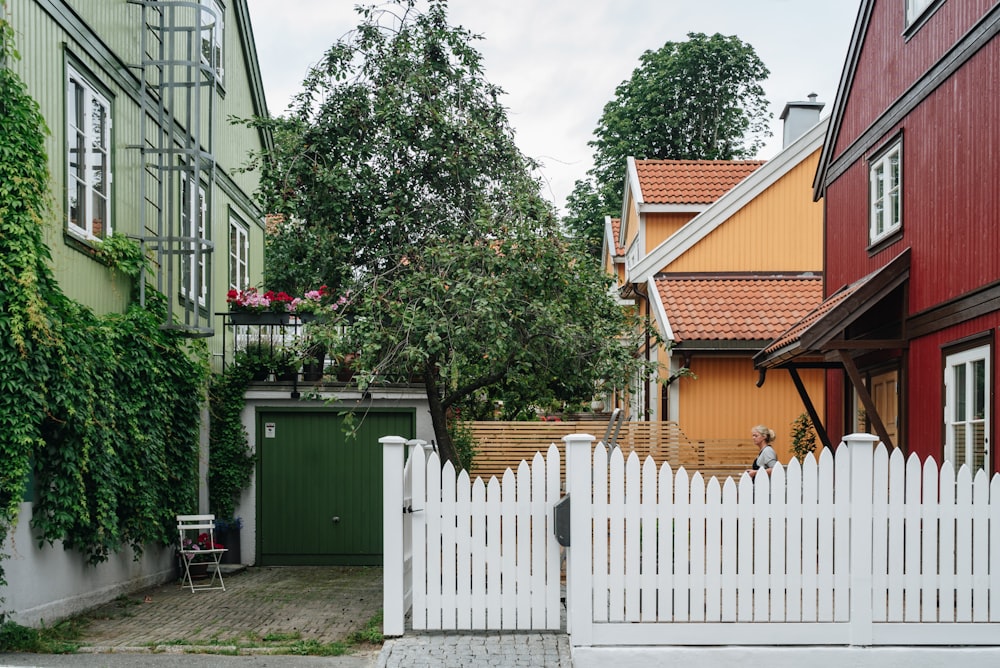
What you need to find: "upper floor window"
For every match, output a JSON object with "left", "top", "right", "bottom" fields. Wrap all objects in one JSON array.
[
  {"left": 869, "top": 139, "right": 902, "bottom": 244},
  {"left": 181, "top": 175, "right": 208, "bottom": 306},
  {"left": 201, "top": 0, "right": 224, "bottom": 83},
  {"left": 67, "top": 66, "right": 111, "bottom": 240},
  {"left": 229, "top": 216, "right": 249, "bottom": 291}
]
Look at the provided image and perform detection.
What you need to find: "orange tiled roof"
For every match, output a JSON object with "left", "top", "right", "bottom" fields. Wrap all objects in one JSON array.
[
  {"left": 654, "top": 275, "right": 823, "bottom": 342},
  {"left": 634, "top": 159, "right": 765, "bottom": 205},
  {"left": 610, "top": 217, "right": 624, "bottom": 256}
]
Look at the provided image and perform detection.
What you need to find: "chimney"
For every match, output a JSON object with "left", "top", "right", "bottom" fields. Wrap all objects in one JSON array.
[{"left": 780, "top": 93, "right": 825, "bottom": 148}]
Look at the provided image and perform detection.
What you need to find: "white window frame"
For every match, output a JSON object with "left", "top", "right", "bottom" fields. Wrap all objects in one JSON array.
[
  {"left": 181, "top": 175, "right": 208, "bottom": 306},
  {"left": 906, "top": 0, "right": 936, "bottom": 27},
  {"left": 66, "top": 65, "right": 112, "bottom": 240},
  {"left": 869, "top": 139, "right": 902, "bottom": 245},
  {"left": 201, "top": 0, "right": 224, "bottom": 83},
  {"left": 944, "top": 344, "right": 991, "bottom": 473},
  {"left": 229, "top": 215, "right": 249, "bottom": 291}
]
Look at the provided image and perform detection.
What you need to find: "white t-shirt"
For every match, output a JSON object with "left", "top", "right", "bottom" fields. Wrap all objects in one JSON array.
[{"left": 754, "top": 445, "right": 777, "bottom": 471}]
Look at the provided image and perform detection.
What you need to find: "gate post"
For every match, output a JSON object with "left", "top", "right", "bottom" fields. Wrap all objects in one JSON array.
[
  {"left": 381, "top": 435, "right": 408, "bottom": 637},
  {"left": 844, "top": 432, "right": 878, "bottom": 646},
  {"left": 564, "top": 433, "right": 595, "bottom": 646}
]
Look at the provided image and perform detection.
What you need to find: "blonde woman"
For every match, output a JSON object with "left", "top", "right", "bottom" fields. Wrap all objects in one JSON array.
[{"left": 747, "top": 425, "right": 777, "bottom": 478}]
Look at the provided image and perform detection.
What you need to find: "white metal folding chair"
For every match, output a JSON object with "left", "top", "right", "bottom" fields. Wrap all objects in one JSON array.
[{"left": 177, "top": 514, "right": 227, "bottom": 592}]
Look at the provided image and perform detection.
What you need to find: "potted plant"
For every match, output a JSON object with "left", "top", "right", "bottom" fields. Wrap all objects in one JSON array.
[
  {"left": 226, "top": 286, "right": 294, "bottom": 325},
  {"left": 214, "top": 517, "right": 243, "bottom": 565},
  {"left": 236, "top": 342, "right": 294, "bottom": 381},
  {"left": 179, "top": 532, "right": 225, "bottom": 579}
]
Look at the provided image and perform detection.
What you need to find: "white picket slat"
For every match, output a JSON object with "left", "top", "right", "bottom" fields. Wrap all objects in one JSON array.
[
  {"left": 485, "top": 476, "right": 502, "bottom": 629},
  {"left": 608, "top": 448, "right": 625, "bottom": 622},
  {"left": 674, "top": 467, "right": 691, "bottom": 621},
  {"left": 801, "top": 454, "right": 818, "bottom": 621},
  {"left": 886, "top": 447, "right": 905, "bottom": 621},
  {"left": 689, "top": 472, "right": 706, "bottom": 623},
  {"left": 593, "top": 443, "right": 609, "bottom": 623},
  {"left": 656, "top": 461, "right": 674, "bottom": 621},
  {"left": 938, "top": 460, "right": 956, "bottom": 622},
  {"left": 705, "top": 476, "right": 722, "bottom": 622},
  {"left": 871, "top": 445, "right": 889, "bottom": 622},
  {"left": 455, "top": 469, "right": 472, "bottom": 629},
  {"left": 904, "top": 454, "right": 922, "bottom": 622},
  {"left": 785, "top": 459, "right": 802, "bottom": 622},
  {"left": 470, "top": 477, "right": 486, "bottom": 629},
  {"left": 425, "top": 454, "right": 442, "bottom": 629},
  {"left": 501, "top": 469, "right": 517, "bottom": 629},
  {"left": 529, "top": 452, "right": 545, "bottom": 629},
  {"left": 515, "top": 460, "right": 531, "bottom": 628},
  {"left": 624, "top": 452, "right": 641, "bottom": 622},
  {"left": 440, "top": 462, "right": 456, "bottom": 630},
  {"left": 736, "top": 473, "right": 753, "bottom": 622},
  {"left": 720, "top": 476, "right": 738, "bottom": 622},
  {"left": 411, "top": 447, "right": 428, "bottom": 630},
  {"left": 955, "top": 465, "right": 973, "bottom": 622},
  {"left": 972, "top": 470, "right": 989, "bottom": 623},
  {"left": 770, "top": 464, "right": 786, "bottom": 621},
  {"left": 640, "top": 457, "right": 658, "bottom": 622},
  {"left": 921, "top": 457, "right": 939, "bottom": 622},
  {"left": 833, "top": 448, "right": 850, "bottom": 622},
  {"left": 545, "top": 445, "right": 561, "bottom": 629},
  {"left": 752, "top": 471, "right": 769, "bottom": 621},
  {"left": 991, "top": 476, "right": 1000, "bottom": 622},
  {"left": 816, "top": 448, "right": 834, "bottom": 622}
]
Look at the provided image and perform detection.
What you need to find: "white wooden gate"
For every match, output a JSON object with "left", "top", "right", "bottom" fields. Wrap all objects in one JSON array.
[
  {"left": 382, "top": 436, "right": 563, "bottom": 635},
  {"left": 564, "top": 432, "right": 1000, "bottom": 648}
]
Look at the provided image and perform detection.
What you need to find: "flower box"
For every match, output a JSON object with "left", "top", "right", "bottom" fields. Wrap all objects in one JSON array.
[{"left": 228, "top": 311, "right": 290, "bottom": 326}]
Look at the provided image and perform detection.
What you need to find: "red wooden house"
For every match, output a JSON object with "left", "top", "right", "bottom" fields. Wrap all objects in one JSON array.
[{"left": 756, "top": 0, "right": 1000, "bottom": 474}]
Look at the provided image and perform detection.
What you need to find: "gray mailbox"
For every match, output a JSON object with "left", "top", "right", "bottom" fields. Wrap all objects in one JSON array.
[{"left": 553, "top": 494, "right": 570, "bottom": 547}]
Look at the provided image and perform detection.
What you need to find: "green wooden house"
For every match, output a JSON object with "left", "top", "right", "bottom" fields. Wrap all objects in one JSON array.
[{"left": 3, "top": 0, "right": 270, "bottom": 625}]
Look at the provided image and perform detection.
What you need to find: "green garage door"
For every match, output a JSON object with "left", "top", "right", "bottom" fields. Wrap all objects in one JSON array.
[{"left": 257, "top": 409, "right": 414, "bottom": 565}]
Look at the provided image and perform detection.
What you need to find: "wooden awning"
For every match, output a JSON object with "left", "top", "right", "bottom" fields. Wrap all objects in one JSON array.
[{"left": 754, "top": 248, "right": 911, "bottom": 450}]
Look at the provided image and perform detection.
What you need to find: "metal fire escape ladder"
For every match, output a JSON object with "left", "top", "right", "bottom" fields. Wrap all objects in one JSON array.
[{"left": 130, "top": 0, "right": 217, "bottom": 337}]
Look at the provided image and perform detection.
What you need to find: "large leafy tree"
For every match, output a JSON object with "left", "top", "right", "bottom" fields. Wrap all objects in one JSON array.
[
  {"left": 256, "top": 0, "right": 537, "bottom": 294},
  {"left": 565, "top": 32, "right": 771, "bottom": 251},
  {"left": 254, "top": 1, "right": 654, "bottom": 468},
  {"left": 345, "top": 225, "right": 650, "bottom": 468}
]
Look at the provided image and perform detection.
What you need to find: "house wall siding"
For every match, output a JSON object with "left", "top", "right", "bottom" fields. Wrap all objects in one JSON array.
[
  {"left": 826, "top": 38, "right": 1000, "bottom": 307},
  {"left": 665, "top": 152, "right": 824, "bottom": 273},
  {"left": 644, "top": 212, "right": 695, "bottom": 254},
  {"left": 834, "top": 0, "right": 994, "bottom": 157},
  {"left": 676, "top": 355, "right": 825, "bottom": 461}
]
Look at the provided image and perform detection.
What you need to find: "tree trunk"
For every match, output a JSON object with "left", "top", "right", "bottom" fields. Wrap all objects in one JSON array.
[{"left": 423, "top": 366, "right": 460, "bottom": 469}]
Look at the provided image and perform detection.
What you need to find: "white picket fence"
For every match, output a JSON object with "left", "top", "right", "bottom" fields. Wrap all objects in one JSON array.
[
  {"left": 383, "top": 432, "right": 1000, "bottom": 648},
  {"left": 565, "top": 432, "right": 1000, "bottom": 647},
  {"left": 381, "top": 437, "right": 563, "bottom": 636}
]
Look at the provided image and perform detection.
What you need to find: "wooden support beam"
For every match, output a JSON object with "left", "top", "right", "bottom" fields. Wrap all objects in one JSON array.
[
  {"left": 837, "top": 350, "right": 894, "bottom": 449},
  {"left": 787, "top": 367, "right": 833, "bottom": 452}
]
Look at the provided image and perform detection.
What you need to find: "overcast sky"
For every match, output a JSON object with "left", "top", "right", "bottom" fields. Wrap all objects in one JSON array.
[{"left": 247, "top": 1, "right": 862, "bottom": 213}]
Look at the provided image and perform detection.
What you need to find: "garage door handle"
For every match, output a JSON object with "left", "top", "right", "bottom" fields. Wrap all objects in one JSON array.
[{"left": 331, "top": 516, "right": 340, "bottom": 524}]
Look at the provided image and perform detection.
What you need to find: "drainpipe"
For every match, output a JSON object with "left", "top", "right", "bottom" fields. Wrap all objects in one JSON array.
[{"left": 633, "top": 283, "right": 651, "bottom": 420}]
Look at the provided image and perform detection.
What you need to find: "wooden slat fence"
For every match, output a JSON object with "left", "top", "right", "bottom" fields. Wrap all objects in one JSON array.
[{"left": 470, "top": 421, "right": 756, "bottom": 483}]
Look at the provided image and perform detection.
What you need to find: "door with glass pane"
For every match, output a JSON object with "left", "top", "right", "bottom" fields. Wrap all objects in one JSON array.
[{"left": 944, "top": 345, "right": 990, "bottom": 472}]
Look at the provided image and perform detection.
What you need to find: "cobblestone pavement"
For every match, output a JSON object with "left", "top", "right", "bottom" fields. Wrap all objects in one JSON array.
[
  {"left": 73, "top": 565, "right": 383, "bottom": 659},
  {"left": 13, "top": 566, "right": 573, "bottom": 667}
]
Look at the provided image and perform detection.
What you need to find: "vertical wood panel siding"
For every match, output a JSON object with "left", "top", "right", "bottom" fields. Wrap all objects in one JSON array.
[
  {"left": 835, "top": 0, "right": 994, "bottom": 155},
  {"left": 644, "top": 212, "right": 696, "bottom": 254},
  {"left": 665, "top": 152, "right": 824, "bottom": 273},
  {"left": 676, "top": 356, "right": 824, "bottom": 462}
]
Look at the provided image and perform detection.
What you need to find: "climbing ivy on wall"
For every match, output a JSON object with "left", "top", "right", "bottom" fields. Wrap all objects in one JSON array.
[{"left": 0, "top": 21, "right": 209, "bottom": 606}]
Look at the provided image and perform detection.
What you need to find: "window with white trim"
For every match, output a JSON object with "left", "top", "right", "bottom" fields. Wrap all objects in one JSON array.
[
  {"left": 944, "top": 344, "right": 990, "bottom": 472},
  {"left": 67, "top": 66, "right": 111, "bottom": 240},
  {"left": 229, "top": 216, "right": 249, "bottom": 291},
  {"left": 201, "top": 0, "right": 224, "bottom": 83},
  {"left": 906, "top": 0, "right": 936, "bottom": 26},
  {"left": 869, "top": 140, "right": 902, "bottom": 244},
  {"left": 181, "top": 175, "right": 208, "bottom": 306}
]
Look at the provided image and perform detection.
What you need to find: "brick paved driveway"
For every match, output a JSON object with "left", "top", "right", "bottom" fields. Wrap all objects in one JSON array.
[{"left": 74, "top": 566, "right": 383, "bottom": 656}]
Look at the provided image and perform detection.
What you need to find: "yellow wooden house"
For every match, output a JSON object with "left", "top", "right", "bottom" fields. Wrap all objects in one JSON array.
[{"left": 602, "top": 101, "right": 829, "bottom": 462}]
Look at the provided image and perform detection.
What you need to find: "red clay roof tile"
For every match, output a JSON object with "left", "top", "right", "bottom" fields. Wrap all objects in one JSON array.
[
  {"left": 634, "top": 159, "right": 766, "bottom": 205},
  {"left": 654, "top": 275, "right": 823, "bottom": 342}
]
